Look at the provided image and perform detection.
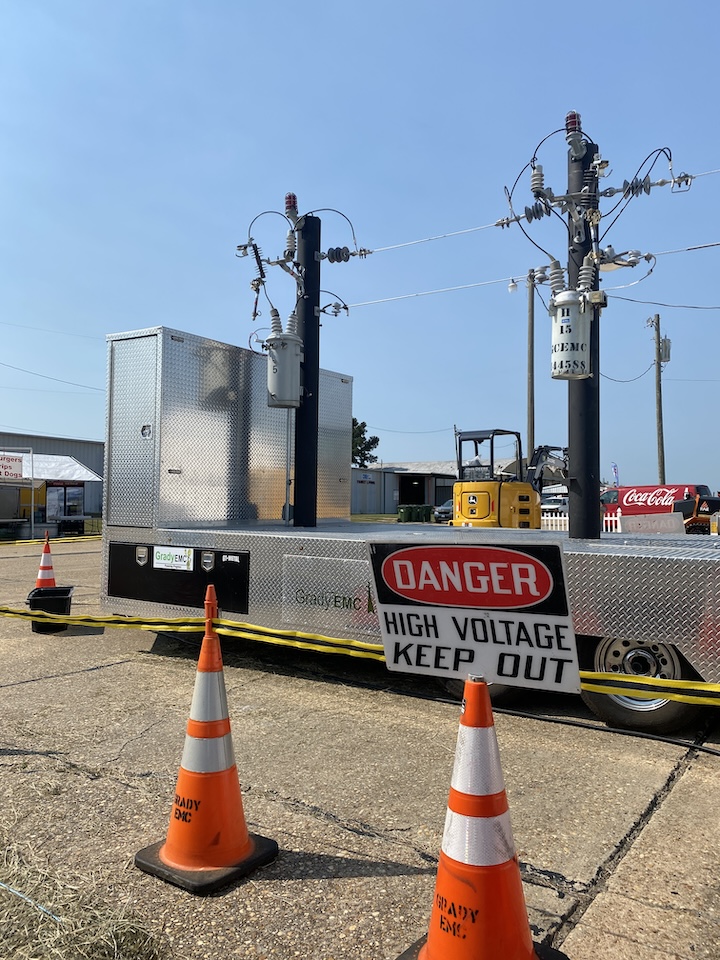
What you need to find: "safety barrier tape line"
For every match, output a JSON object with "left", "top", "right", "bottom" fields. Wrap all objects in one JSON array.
[
  {"left": 213, "top": 623, "right": 386, "bottom": 661},
  {"left": 3, "top": 601, "right": 720, "bottom": 698},
  {"left": 579, "top": 670, "right": 720, "bottom": 705},
  {"left": 0, "top": 605, "right": 387, "bottom": 661},
  {"left": 213, "top": 615, "right": 384, "bottom": 651},
  {"left": 0, "top": 605, "right": 205, "bottom": 633}
]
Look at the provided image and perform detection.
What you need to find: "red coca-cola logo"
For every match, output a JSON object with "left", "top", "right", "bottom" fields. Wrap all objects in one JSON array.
[
  {"left": 380, "top": 545, "right": 553, "bottom": 609},
  {"left": 621, "top": 487, "right": 680, "bottom": 508}
]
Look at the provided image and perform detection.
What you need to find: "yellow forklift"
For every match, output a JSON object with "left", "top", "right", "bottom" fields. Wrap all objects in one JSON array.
[{"left": 451, "top": 428, "right": 566, "bottom": 529}]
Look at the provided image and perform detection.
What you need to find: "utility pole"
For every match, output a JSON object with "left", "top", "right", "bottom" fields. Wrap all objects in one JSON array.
[
  {"left": 526, "top": 269, "right": 535, "bottom": 458},
  {"left": 649, "top": 313, "right": 667, "bottom": 484},
  {"left": 502, "top": 112, "right": 691, "bottom": 534},
  {"left": 566, "top": 114, "right": 601, "bottom": 539},
  {"left": 293, "top": 213, "right": 321, "bottom": 527}
]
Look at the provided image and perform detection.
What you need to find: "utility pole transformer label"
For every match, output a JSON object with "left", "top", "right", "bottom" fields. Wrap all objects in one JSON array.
[{"left": 368, "top": 541, "right": 580, "bottom": 693}]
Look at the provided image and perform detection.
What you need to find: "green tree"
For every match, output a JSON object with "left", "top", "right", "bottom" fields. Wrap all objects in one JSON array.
[{"left": 352, "top": 418, "right": 380, "bottom": 467}]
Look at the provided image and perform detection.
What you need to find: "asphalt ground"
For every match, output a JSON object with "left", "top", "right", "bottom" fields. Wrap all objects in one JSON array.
[{"left": 1, "top": 537, "right": 719, "bottom": 959}]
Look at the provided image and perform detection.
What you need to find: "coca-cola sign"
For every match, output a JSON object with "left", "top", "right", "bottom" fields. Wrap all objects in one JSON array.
[{"left": 621, "top": 487, "right": 680, "bottom": 509}]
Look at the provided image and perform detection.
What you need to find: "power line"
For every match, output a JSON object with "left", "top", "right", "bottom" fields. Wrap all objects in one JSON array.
[
  {"left": 0, "top": 320, "right": 104, "bottom": 341},
  {"left": 0, "top": 386, "right": 97, "bottom": 395},
  {"left": 0, "top": 361, "right": 103, "bottom": 391},
  {"left": 652, "top": 240, "right": 720, "bottom": 258},
  {"left": 601, "top": 364, "right": 654, "bottom": 383},
  {"left": 365, "top": 172, "right": 720, "bottom": 256},
  {"left": 370, "top": 221, "right": 497, "bottom": 253},
  {"left": 368, "top": 425, "right": 453, "bottom": 435},
  {"left": 350, "top": 240, "right": 720, "bottom": 311},
  {"left": 608, "top": 295, "right": 720, "bottom": 309},
  {"left": 0, "top": 422, "right": 103, "bottom": 442},
  {"left": 348, "top": 276, "right": 513, "bottom": 308}
]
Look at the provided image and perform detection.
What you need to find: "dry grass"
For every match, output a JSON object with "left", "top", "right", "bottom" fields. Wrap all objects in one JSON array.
[{"left": 0, "top": 838, "right": 169, "bottom": 960}]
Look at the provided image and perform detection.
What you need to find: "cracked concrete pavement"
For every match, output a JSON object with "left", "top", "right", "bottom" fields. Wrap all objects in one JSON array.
[{"left": 0, "top": 538, "right": 718, "bottom": 959}]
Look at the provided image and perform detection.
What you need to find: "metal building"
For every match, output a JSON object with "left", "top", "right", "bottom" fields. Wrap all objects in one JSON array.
[
  {"left": 351, "top": 462, "right": 456, "bottom": 516},
  {"left": 0, "top": 430, "right": 104, "bottom": 527}
]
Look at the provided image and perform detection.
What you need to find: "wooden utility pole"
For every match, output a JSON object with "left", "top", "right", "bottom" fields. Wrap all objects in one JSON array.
[{"left": 649, "top": 313, "right": 667, "bottom": 484}]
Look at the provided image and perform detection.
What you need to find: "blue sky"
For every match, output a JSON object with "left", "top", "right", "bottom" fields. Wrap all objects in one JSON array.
[{"left": 1, "top": 1, "right": 719, "bottom": 487}]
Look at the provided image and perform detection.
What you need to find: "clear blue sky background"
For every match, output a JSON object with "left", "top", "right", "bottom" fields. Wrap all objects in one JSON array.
[{"left": 2, "top": 1, "right": 718, "bottom": 487}]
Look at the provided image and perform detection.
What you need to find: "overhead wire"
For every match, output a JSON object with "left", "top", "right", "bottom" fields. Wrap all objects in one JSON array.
[
  {"left": 599, "top": 148, "right": 673, "bottom": 235},
  {"left": 369, "top": 221, "right": 497, "bottom": 252},
  {"left": 3, "top": 240, "right": 718, "bottom": 403},
  {"left": 347, "top": 275, "right": 514, "bottom": 308},
  {"left": 600, "top": 363, "right": 654, "bottom": 384},
  {"left": 0, "top": 320, "right": 104, "bottom": 341},
  {"left": 305, "top": 208, "right": 359, "bottom": 251},
  {"left": 0, "top": 362, "right": 103, "bottom": 391},
  {"left": 367, "top": 425, "right": 452, "bottom": 435},
  {"left": 609, "top": 295, "right": 720, "bottom": 309},
  {"left": 350, "top": 238, "right": 720, "bottom": 311},
  {"left": 5, "top": 177, "right": 720, "bottom": 403}
]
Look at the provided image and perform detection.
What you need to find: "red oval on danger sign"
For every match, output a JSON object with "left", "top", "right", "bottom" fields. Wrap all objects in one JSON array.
[{"left": 380, "top": 545, "right": 553, "bottom": 608}]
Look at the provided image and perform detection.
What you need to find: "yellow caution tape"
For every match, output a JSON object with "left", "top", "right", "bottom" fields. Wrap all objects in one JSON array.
[
  {"left": 0, "top": 605, "right": 205, "bottom": 633},
  {"left": 1, "top": 603, "right": 719, "bottom": 698},
  {"left": 579, "top": 671, "right": 720, "bottom": 706},
  {"left": 0, "top": 605, "right": 386, "bottom": 660},
  {"left": 213, "top": 616, "right": 385, "bottom": 661}
]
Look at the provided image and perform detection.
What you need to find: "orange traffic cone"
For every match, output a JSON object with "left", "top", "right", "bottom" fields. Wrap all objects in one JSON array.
[
  {"left": 135, "top": 584, "right": 278, "bottom": 894},
  {"left": 398, "top": 676, "right": 569, "bottom": 960},
  {"left": 35, "top": 532, "right": 56, "bottom": 588}
]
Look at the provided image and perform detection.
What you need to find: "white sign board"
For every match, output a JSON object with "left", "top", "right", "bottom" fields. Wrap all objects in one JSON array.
[
  {"left": 153, "top": 546, "right": 194, "bottom": 571},
  {"left": 0, "top": 454, "right": 23, "bottom": 480},
  {"left": 619, "top": 512, "right": 685, "bottom": 534},
  {"left": 368, "top": 541, "right": 580, "bottom": 694}
]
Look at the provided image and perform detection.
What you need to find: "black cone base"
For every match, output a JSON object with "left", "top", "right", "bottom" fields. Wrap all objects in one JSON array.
[{"left": 134, "top": 832, "right": 278, "bottom": 895}]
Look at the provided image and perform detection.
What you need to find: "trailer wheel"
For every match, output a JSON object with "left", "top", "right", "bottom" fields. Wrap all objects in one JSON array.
[{"left": 580, "top": 635, "right": 702, "bottom": 734}]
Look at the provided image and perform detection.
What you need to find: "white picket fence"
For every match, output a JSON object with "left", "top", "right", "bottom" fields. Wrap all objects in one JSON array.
[{"left": 541, "top": 511, "right": 621, "bottom": 533}]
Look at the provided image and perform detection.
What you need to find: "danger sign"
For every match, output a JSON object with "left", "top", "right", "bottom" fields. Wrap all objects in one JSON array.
[{"left": 368, "top": 541, "right": 580, "bottom": 694}]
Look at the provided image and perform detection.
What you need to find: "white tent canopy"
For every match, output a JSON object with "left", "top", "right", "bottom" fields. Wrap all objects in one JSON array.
[{"left": 0, "top": 452, "right": 102, "bottom": 486}]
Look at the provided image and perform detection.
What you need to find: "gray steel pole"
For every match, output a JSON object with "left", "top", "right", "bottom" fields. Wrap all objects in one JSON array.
[{"left": 567, "top": 135, "right": 601, "bottom": 539}]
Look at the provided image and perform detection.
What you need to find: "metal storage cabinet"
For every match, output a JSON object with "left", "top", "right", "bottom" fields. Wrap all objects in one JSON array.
[{"left": 104, "top": 327, "right": 352, "bottom": 527}]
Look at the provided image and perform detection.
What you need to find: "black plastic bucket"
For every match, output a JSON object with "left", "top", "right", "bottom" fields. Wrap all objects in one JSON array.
[{"left": 26, "top": 586, "right": 74, "bottom": 634}]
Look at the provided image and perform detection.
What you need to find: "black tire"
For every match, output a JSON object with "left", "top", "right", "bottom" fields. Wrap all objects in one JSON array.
[{"left": 579, "top": 635, "right": 703, "bottom": 734}]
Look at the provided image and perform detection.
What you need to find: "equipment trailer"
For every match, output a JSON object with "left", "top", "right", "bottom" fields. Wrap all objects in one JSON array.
[{"left": 101, "top": 327, "right": 720, "bottom": 735}]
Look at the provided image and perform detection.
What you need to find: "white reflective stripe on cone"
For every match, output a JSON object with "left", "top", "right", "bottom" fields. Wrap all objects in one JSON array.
[
  {"left": 189, "top": 671, "right": 230, "bottom": 722},
  {"left": 451, "top": 725, "right": 506, "bottom": 797},
  {"left": 442, "top": 809, "right": 516, "bottom": 866},
  {"left": 181, "top": 733, "right": 236, "bottom": 773}
]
